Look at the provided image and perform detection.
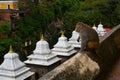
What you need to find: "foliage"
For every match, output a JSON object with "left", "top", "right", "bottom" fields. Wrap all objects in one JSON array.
[
  {"left": 62, "top": 0, "right": 120, "bottom": 37},
  {"left": 0, "top": 38, "right": 14, "bottom": 52},
  {"left": 17, "top": 0, "right": 120, "bottom": 45},
  {"left": 0, "top": 22, "right": 10, "bottom": 34},
  {"left": 0, "top": 38, "right": 14, "bottom": 63},
  {"left": 79, "top": 0, "right": 120, "bottom": 27}
]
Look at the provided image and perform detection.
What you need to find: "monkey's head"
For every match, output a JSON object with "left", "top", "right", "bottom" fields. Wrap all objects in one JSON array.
[{"left": 75, "top": 22, "right": 85, "bottom": 32}]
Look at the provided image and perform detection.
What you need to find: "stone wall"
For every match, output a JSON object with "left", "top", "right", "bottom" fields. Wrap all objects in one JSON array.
[
  {"left": 39, "top": 52, "right": 99, "bottom": 80},
  {"left": 95, "top": 24, "right": 120, "bottom": 80}
]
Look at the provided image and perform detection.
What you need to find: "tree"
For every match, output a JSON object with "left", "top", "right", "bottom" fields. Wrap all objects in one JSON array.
[{"left": 0, "top": 22, "right": 10, "bottom": 34}]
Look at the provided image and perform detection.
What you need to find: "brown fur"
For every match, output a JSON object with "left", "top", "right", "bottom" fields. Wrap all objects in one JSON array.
[{"left": 75, "top": 22, "right": 99, "bottom": 53}]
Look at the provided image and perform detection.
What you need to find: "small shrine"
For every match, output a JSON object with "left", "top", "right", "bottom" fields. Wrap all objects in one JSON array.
[
  {"left": 52, "top": 31, "right": 77, "bottom": 56},
  {"left": 97, "top": 22, "right": 106, "bottom": 37},
  {"left": 24, "top": 35, "right": 61, "bottom": 66},
  {"left": 0, "top": 45, "right": 34, "bottom": 80},
  {"left": 68, "top": 30, "right": 81, "bottom": 48}
]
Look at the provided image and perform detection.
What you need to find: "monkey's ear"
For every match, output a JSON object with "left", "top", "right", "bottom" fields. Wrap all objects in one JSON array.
[
  {"left": 75, "top": 25, "right": 80, "bottom": 32},
  {"left": 74, "top": 28, "right": 77, "bottom": 32}
]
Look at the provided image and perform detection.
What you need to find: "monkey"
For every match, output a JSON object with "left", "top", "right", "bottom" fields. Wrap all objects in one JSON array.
[{"left": 75, "top": 22, "right": 100, "bottom": 53}]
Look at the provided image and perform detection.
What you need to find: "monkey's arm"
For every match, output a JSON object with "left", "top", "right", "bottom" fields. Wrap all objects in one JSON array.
[{"left": 80, "top": 35, "right": 88, "bottom": 51}]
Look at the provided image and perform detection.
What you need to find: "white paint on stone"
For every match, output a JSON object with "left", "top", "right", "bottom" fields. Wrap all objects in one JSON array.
[
  {"left": 0, "top": 49, "right": 34, "bottom": 80},
  {"left": 68, "top": 31, "right": 81, "bottom": 48},
  {"left": 24, "top": 38, "right": 61, "bottom": 66},
  {"left": 52, "top": 34, "right": 77, "bottom": 56}
]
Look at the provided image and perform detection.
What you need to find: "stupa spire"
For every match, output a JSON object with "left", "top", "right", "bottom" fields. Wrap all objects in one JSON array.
[
  {"left": 93, "top": 23, "right": 96, "bottom": 27},
  {"left": 100, "top": 20, "right": 102, "bottom": 24},
  {"left": 61, "top": 31, "right": 65, "bottom": 37},
  {"left": 40, "top": 34, "right": 44, "bottom": 41},
  {"left": 9, "top": 45, "right": 13, "bottom": 53}
]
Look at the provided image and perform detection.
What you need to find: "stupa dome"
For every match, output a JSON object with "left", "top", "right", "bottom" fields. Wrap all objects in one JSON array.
[
  {"left": 4, "top": 52, "right": 18, "bottom": 59},
  {"left": 69, "top": 31, "right": 79, "bottom": 40},
  {"left": 68, "top": 30, "right": 81, "bottom": 48},
  {"left": 97, "top": 22, "right": 105, "bottom": 32},
  {"left": 54, "top": 35, "right": 70, "bottom": 48},
  {"left": 33, "top": 35, "right": 51, "bottom": 54}
]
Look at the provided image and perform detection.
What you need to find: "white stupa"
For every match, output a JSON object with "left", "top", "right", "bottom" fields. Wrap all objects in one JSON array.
[
  {"left": 0, "top": 45, "right": 34, "bottom": 80},
  {"left": 92, "top": 24, "right": 98, "bottom": 32},
  {"left": 97, "top": 22, "right": 106, "bottom": 37},
  {"left": 24, "top": 35, "right": 61, "bottom": 66},
  {"left": 52, "top": 31, "right": 77, "bottom": 56},
  {"left": 68, "top": 30, "right": 81, "bottom": 48}
]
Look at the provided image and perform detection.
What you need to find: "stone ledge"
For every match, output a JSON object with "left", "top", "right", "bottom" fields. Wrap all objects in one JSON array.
[{"left": 39, "top": 52, "right": 100, "bottom": 80}]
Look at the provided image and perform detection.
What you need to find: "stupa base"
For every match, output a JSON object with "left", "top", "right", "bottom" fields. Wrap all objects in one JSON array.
[
  {"left": 68, "top": 41, "right": 81, "bottom": 48},
  {"left": 52, "top": 50, "right": 77, "bottom": 56},
  {"left": 0, "top": 69, "right": 34, "bottom": 80},
  {"left": 25, "top": 59, "right": 61, "bottom": 80},
  {"left": 24, "top": 57, "right": 61, "bottom": 66}
]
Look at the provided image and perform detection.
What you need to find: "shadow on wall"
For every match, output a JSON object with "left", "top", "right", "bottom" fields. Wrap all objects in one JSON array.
[{"left": 95, "top": 24, "right": 120, "bottom": 80}]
